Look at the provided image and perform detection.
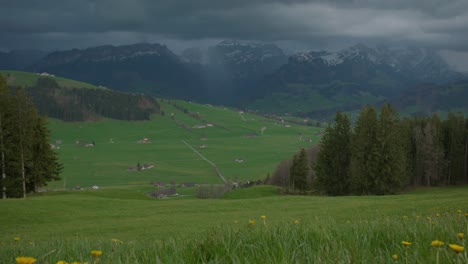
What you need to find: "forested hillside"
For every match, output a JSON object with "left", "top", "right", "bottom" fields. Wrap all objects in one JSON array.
[{"left": 3, "top": 72, "right": 160, "bottom": 121}]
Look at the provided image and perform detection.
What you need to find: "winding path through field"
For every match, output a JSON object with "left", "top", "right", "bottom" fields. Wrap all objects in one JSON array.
[{"left": 181, "top": 140, "right": 227, "bottom": 184}]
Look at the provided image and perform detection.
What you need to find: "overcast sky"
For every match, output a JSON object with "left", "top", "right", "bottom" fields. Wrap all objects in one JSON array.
[{"left": 1, "top": 0, "right": 468, "bottom": 70}]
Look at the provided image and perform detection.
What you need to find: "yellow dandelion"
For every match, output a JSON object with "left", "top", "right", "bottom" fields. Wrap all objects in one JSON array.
[
  {"left": 448, "top": 244, "right": 464, "bottom": 254},
  {"left": 260, "top": 215, "right": 266, "bottom": 220},
  {"left": 248, "top": 219, "right": 255, "bottom": 225},
  {"left": 293, "top": 219, "right": 300, "bottom": 225},
  {"left": 391, "top": 254, "right": 398, "bottom": 261},
  {"left": 402, "top": 241, "right": 412, "bottom": 246},
  {"left": 457, "top": 233, "right": 464, "bottom": 239},
  {"left": 91, "top": 250, "right": 102, "bottom": 258},
  {"left": 14, "top": 237, "right": 20, "bottom": 241},
  {"left": 56, "top": 261, "right": 68, "bottom": 264},
  {"left": 457, "top": 209, "right": 462, "bottom": 214},
  {"left": 435, "top": 213, "right": 440, "bottom": 217},
  {"left": 430, "top": 240, "right": 444, "bottom": 247},
  {"left": 15, "top": 256, "right": 36, "bottom": 264}
]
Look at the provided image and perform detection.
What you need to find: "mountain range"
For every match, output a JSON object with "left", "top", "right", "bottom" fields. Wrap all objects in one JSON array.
[{"left": 1, "top": 41, "right": 467, "bottom": 117}]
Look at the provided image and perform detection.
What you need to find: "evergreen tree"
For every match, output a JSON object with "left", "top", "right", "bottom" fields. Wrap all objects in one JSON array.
[
  {"left": 315, "top": 112, "right": 352, "bottom": 195},
  {"left": 442, "top": 112, "right": 465, "bottom": 184},
  {"left": 290, "top": 148, "right": 309, "bottom": 191},
  {"left": 0, "top": 76, "right": 8, "bottom": 198},
  {"left": 373, "top": 104, "right": 406, "bottom": 194},
  {"left": 0, "top": 74, "right": 62, "bottom": 198},
  {"left": 350, "top": 106, "right": 379, "bottom": 195}
]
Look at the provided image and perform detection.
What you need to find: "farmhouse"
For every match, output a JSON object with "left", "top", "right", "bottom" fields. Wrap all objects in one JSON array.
[
  {"left": 181, "top": 182, "right": 196, "bottom": 187},
  {"left": 234, "top": 158, "right": 244, "bottom": 163},
  {"left": 137, "top": 137, "right": 151, "bottom": 144},
  {"left": 152, "top": 182, "right": 166, "bottom": 188},
  {"left": 148, "top": 188, "right": 177, "bottom": 199}
]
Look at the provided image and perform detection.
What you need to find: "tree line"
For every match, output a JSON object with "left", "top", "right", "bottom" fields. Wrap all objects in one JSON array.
[
  {"left": 269, "top": 104, "right": 468, "bottom": 195},
  {"left": 0, "top": 75, "right": 62, "bottom": 198},
  {"left": 24, "top": 77, "right": 160, "bottom": 121}
]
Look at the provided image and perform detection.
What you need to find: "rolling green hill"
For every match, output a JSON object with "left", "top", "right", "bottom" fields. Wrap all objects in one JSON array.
[
  {"left": 1, "top": 70, "right": 160, "bottom": 121},
  {"left": 46, "top": 99, "right": 321, "bottom": 189},
  {"left": 1, "top": 70, "right": 105, "bottom": 90}
]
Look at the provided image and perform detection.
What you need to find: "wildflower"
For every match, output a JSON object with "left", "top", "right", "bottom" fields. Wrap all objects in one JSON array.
[
  {"left": 260, "top": 215, "right": 266, "bottom": 220},
  {"left": 457, "top": 233, "right": 464, "bottom": 239},
  {"left": 91, "top": 250, "right": 102, "bottom": 258},
  {"left": 111, "top": 238, "right": 123, "bottom": 244},
  {"left": 402, "top": 241, "right": 412, "bottom": 246},
  {"left": 391, "top": 254, "right": 398, "bottom": 261},
  {"left": 436, "top": 213, "right": 440, "bottom": 217},
  {"left": 15, "top": 256, "right": 36, "bottom": 264},
  {"left": 457, "top": 209, "right": 462, "bottom": 214},
  {"left": 248, "top": 220, "right": 255, "bottom": 225},
  {"left": 294, "top": 219, "right": 300, "bottom": 225},
  {"left": 56, "top": 261, "right": 68, "bottom": 264},
  {"left": 14, "top": 237, "right": 20, "bottom": 241},
  {"left": 430, "top": 240, "right": 444, "bottom": 247},
  {"left": 465, "top": 212, "right": 468, "bottom": 217},
  {"left": 448, "top": 244, "right": 464, "bottom": 254}
]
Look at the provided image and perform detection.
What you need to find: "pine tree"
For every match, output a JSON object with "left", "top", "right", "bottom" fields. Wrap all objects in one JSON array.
[
  {"left": 373, "top": 104, "right": 406, "bottom": 194},
  {"left": 0, "top": 76, "right": 8, "bottom": 198},
  {"left": 28, "top": 116, "right": 62, "bottom": 192},
  {"left": 350, "top": 106, "right": 379, "bottom": 195},
  {"left": 290, "top": 148, "right": 309, "bottom": 192},
  {"left": 442, "top": 112, "right": 465, "bottom": 184},
  {"left": 0, "top": 74, "right": 62, "bottom": 198},
  {"left": 315, "top": 112, "right": 351, "bottom": 195}
]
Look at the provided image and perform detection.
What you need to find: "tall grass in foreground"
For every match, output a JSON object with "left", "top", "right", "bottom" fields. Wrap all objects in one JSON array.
[{"left": 3, "top": 211, "right": 467, "bottom": 264}]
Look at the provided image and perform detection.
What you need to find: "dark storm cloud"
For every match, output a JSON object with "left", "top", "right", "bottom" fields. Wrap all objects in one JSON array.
[{"left": 1, "top": 0, "right": 468, "bottom": 53}]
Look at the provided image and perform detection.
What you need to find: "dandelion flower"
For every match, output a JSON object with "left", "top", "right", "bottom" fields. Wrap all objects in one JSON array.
[
  {"left": 436, "top": 213, "right": 440, "bottom": 217},
  {"left": 14, "top": 237, "right": 20, "bottom": 241},
  {"left": 457, "top": 209, "right": 462, "bottom": 214},
  {"left": 260, "top": 215, "right": 266, "bottom": 220},
  {"left": 91, "top": 250, "right": 102, "bottom": 258},
  {"left": 448, "top": 244, "right": 464, "bottom": 254},
  {"left": 430, "top": 240, "right": 444, "bottom": 247},
  {"left": 15, "top": 256, "right": 36, "bottom": 264},
  {"left": 457, "top": 233, "right": 464, "bottom": 239},
  {"left": 248, "top": 220, "right": 255, "bottom": 225},
  {"left": 293, "top": 219, "right": 300, "bottom": 225},
  {"left": 402, "top": 241, "right": 412, "bottom": 246},
  {"left": 111, "top": 238, "right": 123, "bottom": 244},
  {"left": 56, "top": 261, "right": 68, "bottom": 264},
  {"left": 391, "top": 254, "right": 398, "bottom": 261}
]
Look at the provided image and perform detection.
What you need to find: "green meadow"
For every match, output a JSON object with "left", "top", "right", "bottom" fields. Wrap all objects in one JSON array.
[
  {"left": 0, "top": 81, "right": 467, "bottom": 263},
  {"left": 1, "top": 186, "right": 467, "bottom": 263},
  {"left": 45, "top": 99, "right": 319, "bottom": 189},
  {"left": 0, "top": 70, "right": 105, "bottom": 90}
]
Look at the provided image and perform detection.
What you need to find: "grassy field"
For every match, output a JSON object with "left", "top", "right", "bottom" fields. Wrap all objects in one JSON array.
[
  {"left": 0, "top": 185, "right": 467, "bottom": 263},
  {"left": 1, "top": 70, "right": 104, "bottom": 90},
  {"left": 2, "top": 74, "right": 467, "bottom": 263},
  {"left": 45, "top": 99, "right": 319, "bottom": 189}
]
